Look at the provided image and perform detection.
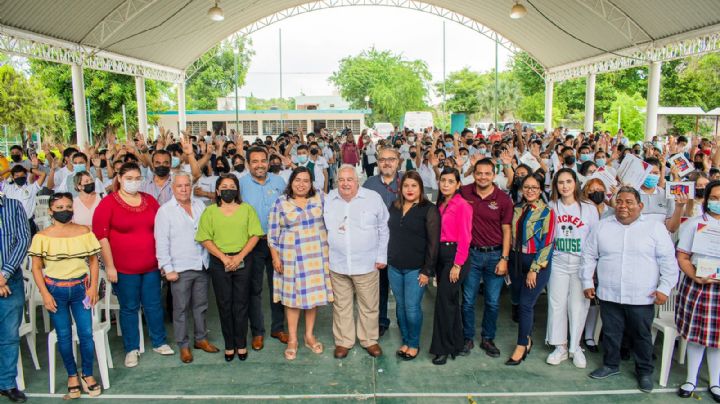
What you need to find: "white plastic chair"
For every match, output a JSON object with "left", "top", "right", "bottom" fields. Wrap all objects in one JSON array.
[
  {"left": 48, "top": 271, "right": 112, "bottom": 393},
  {"left": 651, "top": 288, "right": 686, "bottom": 387},
  {"left": 19, "top": 273, "right": 40, "bottom": 371},
  {"left": 23, "top": 259, "right": 51, "bottom": 334},
  {"left": 16, "top": 354, "right": 25, "bottom": 391},
  {"left": 109, "top": 292, "right": 145, "bottom": 353}
]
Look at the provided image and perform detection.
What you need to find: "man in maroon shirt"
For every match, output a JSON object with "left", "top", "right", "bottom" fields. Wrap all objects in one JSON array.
[{"left": 459, "top": 158, "right": 513, "bottom": 358}]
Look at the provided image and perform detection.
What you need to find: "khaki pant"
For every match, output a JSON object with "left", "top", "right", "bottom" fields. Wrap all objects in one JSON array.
[{"left": 330, "top": 270, "right": 379, "bottom": 348}]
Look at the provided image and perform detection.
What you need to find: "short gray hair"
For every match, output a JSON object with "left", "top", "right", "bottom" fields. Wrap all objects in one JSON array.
[
  {"left": 337, "top": 164, "right": 358, "bottom": 180},
  {"left": 171, "top": 171, "right": 193, "bottom": 186},
  {"left": 378, "top": 147, "right": 400, "bottom": 159}
]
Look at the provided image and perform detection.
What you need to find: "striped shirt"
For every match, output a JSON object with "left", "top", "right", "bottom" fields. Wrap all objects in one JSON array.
[
  {"left": 512, "top": 200, "right": 556, "bottom": 272},
  {"left": 0, "top": 195, "right": 31, "bottom": 280}
]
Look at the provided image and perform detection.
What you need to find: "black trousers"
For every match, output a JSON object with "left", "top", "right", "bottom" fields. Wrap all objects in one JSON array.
[
  {"left": 208, "top": 254, "right": 250, "bottom": 350},
  {"left": 248, "top": 239, "right": 285, "bottom": 336},
  {"left": 600, "top": 300, "right": 655, "bottom": 376},
  {"left": 430, "top": 243, "right": 469, "bottom": 356},
  {"left": 363, "top": 162, "right": 376, "bottom": 179}
]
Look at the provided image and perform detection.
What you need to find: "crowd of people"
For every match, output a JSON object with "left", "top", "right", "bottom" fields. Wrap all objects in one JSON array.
[{"left": 0, "top": 123, "right": 720, "bottom": 401}]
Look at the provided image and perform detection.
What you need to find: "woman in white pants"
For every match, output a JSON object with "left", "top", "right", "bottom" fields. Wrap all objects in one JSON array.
[{"left": 545, "top": 168, "right": 599, "bottom": 368}]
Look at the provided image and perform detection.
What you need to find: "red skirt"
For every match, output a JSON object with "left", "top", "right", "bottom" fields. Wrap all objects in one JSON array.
[{"left": 675, "top": 274, "right": 720, "bottom": 348}]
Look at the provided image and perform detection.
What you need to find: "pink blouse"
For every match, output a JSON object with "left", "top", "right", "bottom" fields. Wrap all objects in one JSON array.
[
  {"left": 72, "top": 194, "right": 102, "bottom": 228},
  {"left": 438, "top": 193, "right": 473, "bottom": 266}
]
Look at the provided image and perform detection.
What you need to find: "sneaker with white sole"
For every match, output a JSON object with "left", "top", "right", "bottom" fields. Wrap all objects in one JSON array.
[
  {"left": 546, "top": 346, "right": 569, "bottom": 365},
  {"left": 124, "top": 350, "right": 140, "bottom": 368},
  {"left": 153, "top": 344, "right": 175, "bottom": 355},
  {"left": 572, "top": 348, "right": 587, "bottom": 368}
]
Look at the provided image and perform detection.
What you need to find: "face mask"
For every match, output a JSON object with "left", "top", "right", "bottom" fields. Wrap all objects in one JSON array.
[
  {"left": 708, "top": 201, "right": 720, "bottom": 215},
  {"left": 100, "top": 159, "right": 107, "bottom": 168},
  {"left": 595, "top": 158, "right": 606, "bottom": 167},
  {"left": 269, "top": 164, "right": 281, "bottom": 174},
  {"left": 73, "top": 165, "right": 86, "bottom": 174},
  {"left": 155, "top": 165, "right": 170, "bottom": 177},
  {"left": 234, "top": 164, "right": 245, "bottom": 172},
  {"left": 13, "top": 176, "right": 27, "bottom": 186},
  {"left": 215, "top": 165, "right": 228, "bottom": 174},
  {"left": 227, "top": 149, "right": 237, "bottom": 156},
  {"left": 479, "top": 148, "right": 487, "bottom": 155},
  {"left": 696, "top": 188, "right": 705, "bottom": 199},
  {"left": 10, "top": 154, "right": 22, "bottom": 163},
  {"left": 310, "top": 149, "right": 319, "bottom": 156},
  {"left": 408, "top": 137, "right": 415, "bottom": 143},
  {"left": 444, "top": 141, "right": 454, "bottom": 149},
  {"left": 409, "top": 152, "right": 417, "bottom": 158},
  {"left": 588, "top": 191, "right": 605, "bottom": 205},
  {"left": 296, "top": 155, "right": 308, "bottom": 164},
  {"left": 563, "top": 156, "right": 576, "bottom": 166},
  {"left": 694, "top": 161, "right": 705, "bottom": 171},
  {"left": 220, "top": 189, "right": 238, "bottom": 203},
  {"left": 458, "top": 156, "right": 468, "bottom": 166},
  {"left": 52, "top": 210, "right": 73, "bottom": 224},
  {"left": 514, "top": 176, "right": 526, "bottom": 186},
  {"left": 466, "top": 139, "right": 474, "bottom": 146},
  {"left": 318, "top": 142, "right": 325, "bottom": 148},
  {"left": 643, "top": 173, "right": 660, "bottom": 188},
  {"left": 543, "top": 159, "right": 552, "bottom": 168},
  {"left": 82, "top": 183, "right": 96, "bottom": 194},
  {"left": 122, "top": 179, "right": 141, "bottom": 194},
  {"left": 171, "top": 156, "right": 181, "bottom": 168},
  {"left": 580, "top": 153, "right": 593, "bottom": 162}
]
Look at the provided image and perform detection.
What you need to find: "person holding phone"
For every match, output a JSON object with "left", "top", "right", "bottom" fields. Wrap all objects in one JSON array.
[
  {"left": 196, "top": 174, "right": 263, "bottom": 362},
  {"left": 29, "top": 192, "right": 102, "bottom": 398}
]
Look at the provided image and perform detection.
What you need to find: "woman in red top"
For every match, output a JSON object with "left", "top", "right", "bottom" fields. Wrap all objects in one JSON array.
[
  {"left": 340, "top": 131, "right": 360, "bottom": 166},
  {"left": 429, "top": 167, "right": 473, "bottom": 365},
  {"left": 92, "top": 162, "right": 174, "bottom": 368}
]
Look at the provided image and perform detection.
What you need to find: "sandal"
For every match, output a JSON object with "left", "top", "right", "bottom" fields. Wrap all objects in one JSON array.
[
  {"left": 66, "top": 384, "right": 81, "bottom": 399},
  {"left": 284, "top": 341, "right": 298, "bottom": 360},
  {"left": 304, "top": 338, "right": 324, "bottom": 354},
  {"left": 79, "top": 374, "right": 102, "bottom": 397}
]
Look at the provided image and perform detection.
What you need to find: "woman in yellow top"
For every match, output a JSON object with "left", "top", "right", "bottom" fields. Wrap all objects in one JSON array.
[
  {"left": 196, "top": 174, "right": 263, "bottom": 362},
  {"left": 28, "top": 192, "right": 102, "bottom": 398}
]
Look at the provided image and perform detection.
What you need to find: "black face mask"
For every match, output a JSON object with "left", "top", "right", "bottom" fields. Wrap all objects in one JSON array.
[
  {"left": 466, "top": 139, "right": 474, "bottom": 146},
  {"left": 13, "top": 176, "right": 27, "bottom": 186},
  {"left": 310, "top": 149, "right": 319, "bottom": 155},
  {"left": 100, "top": 159, "right": 107, "bottom": 168},
  {"left": 234, "top": 164, "right": 245, "bottom": 172},
  {"left": 215, "top": 165, "right": 229, "bottom": 174},
  {"left": 588, "top": 191, "right": 605, "bottom": 205},
  {"left": 514, "top": 176, "right": 526, "bottom": 186},
  {"left": 269, "top": 164, "right": 281, "bottom": 174},
  {"left": 410, "top": 152, "right": 417, "bottom": 158},
  {"left": 564, "top": 155, "right": 576, "bottom": 166},
  {"left": 694, "top": 161, "right": 705, "bottom": 171},
  {"left": 155, "top": 165, "right": 170, "bottom": 177},
  {"left": 219, "top": 189, "right": 238, "bottom": 203},
  {"left": 226, "top": 149, "right": 237, "bottom": 156},
  {"left": 10, "top": 154, "right": 21, "bottom": 163},
  {"left": 52, "top": 210, "right": 73, "bottom": 224},
  {"left": 82, "top": 183, "right": 96, "bottom": 194},
  {"left": 696, "top": 188, "right": 705, "bottom": 199}
]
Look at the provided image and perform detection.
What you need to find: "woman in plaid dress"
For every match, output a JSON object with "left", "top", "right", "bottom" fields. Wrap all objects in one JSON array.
[
  {"left": 675, "top": 180, "right": 720, "bottom": 401},
  {"left": 268, "top": 167, "right": 334, "bottom": 361}
]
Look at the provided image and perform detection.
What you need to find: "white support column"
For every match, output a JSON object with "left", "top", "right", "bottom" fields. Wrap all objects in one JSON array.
[
  {"left": 584, "top": 73, "right": 596, "bottom": 134},
  {"left": 177, "top": 82, "right": 186, "bottom": 132},
  {"left": 71, "top": 63, "right": 88, "bottom": 148},
  {"left": 645, "top": 61, "right": 662, "bottom": 141},
  {"left": 544, "top": 79, "right": 554, "bottom": 132},
  {"left": 135, "top": 76, "right": 148, "bottom": 137}
]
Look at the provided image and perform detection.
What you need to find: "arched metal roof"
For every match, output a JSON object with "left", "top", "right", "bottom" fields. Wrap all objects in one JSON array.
[{"left": 1, "top": 0, "right": 720, "bottom": 82}]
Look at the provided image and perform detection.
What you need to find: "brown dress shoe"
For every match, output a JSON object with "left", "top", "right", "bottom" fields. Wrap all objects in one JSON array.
[
  {"left": 271, "top": 331, "right": 289, "bottom": 344},
  {"left": 334, "top": 346, "right": 350, "bottom": 359},
  {"left": 252, "top": 336, "right": 264, "bottom": 351},
  {"left": 180, "top": 347, "right": 193, "bottom": 363},
  {"left": 365, "top": 344, "right": 382, "bottom": 358},
  {"left": 194, "top": 339, "right": 220, "bottom": 353}
]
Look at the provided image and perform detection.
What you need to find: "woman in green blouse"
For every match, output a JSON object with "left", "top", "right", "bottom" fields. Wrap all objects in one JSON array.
[{"left": 196, "top": 174, "right": 263, "bottom": 362}]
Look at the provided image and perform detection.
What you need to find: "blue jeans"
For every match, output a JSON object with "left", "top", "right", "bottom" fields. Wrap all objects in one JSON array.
[
  {"left": 115, "top": 271, "right": 167, "bottom": 352},
  {"left": 388, "top": 266, "right": 426, "bottom": 348},
  {"left": 0, "top": 273, "right": 23, "bottom": 390},
  {"left": 461, "top": 249, "right": 503, "bottom": 341},
  {"left": 47, "top": 277, "right": 95, "bottom": 377},
  {"left": 510, "top": 253, "right": 552, "bottom": 346}
]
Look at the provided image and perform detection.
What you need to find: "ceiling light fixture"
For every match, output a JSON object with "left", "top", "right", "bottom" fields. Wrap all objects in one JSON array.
[
  {"left": 510, "top": 1, "right": 527, "bottom": 19},
  {"left": 208, "top": 1, "right": 224, "bottom": 22}
]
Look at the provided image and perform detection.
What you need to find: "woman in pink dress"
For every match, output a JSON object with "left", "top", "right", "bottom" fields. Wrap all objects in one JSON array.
[{"left": 340, "top": 132, "right": 360, "bottom": 166}]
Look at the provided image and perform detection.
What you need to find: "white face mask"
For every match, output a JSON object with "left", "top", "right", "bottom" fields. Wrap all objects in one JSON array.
[{"left": 122, "top": 179, "right": 141, "bottom": 194}]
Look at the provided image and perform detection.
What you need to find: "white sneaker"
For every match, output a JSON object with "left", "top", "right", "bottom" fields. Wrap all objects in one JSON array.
[
  {"left": 546, "top": 346, "right": 569, "bottom": 365},
  {"left": 153, "top": 344, "right": 175, "bottom": 355},
  {"left": 572, "top": 348, "right": 587, "bottom": 368},
  {"left": 124, "top": 350, "right": 140, "bottom": 368}
]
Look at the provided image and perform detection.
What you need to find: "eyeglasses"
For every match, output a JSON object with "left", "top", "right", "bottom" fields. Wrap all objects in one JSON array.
[
  {"left": 378, "top": 158, "right": 398, "bottom": 163},
  {"left": 522, "top": 186, "right": 541, "bottom": 192}
]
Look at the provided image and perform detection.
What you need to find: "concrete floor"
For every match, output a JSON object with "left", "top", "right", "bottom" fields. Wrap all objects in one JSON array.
[{"left": 19, "top": 282, "right": 698, "bottom": 403}]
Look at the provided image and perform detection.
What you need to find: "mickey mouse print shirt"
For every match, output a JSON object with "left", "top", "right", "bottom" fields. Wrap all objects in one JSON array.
[{"left": 551, "top": 200, "right": 599, "bottom": 257}]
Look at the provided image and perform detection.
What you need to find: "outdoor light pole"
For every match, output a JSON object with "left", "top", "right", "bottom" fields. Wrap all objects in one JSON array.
[
  {"left": 233, "top": 46, "right": 239, "bottom": 134},
  {"left": 364, "top": 95, "right": 370, "bottom": 110}
]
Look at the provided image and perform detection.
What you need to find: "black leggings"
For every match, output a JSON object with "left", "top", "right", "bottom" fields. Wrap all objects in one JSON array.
[{"left": 208, "top": 254, "right": 250, "bottom": 350}]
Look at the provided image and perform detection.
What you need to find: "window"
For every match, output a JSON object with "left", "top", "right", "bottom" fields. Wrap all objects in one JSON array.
[{"left": 187, "top": 121, "right": 206, "bottom": 136}]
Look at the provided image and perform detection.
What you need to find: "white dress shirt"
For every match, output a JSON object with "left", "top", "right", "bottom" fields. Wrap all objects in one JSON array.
[
  {"left": 580, "top": 215, "right": 679, "bottom": 305},
  {"left": 2, "top": 182, "right": 41, "bottom": 218},
  {"left": 324, "top": 187, "right": 389, "bottom": 276},
  {"left": 154, "top": 196, "right": 209, "bottom": 273}
]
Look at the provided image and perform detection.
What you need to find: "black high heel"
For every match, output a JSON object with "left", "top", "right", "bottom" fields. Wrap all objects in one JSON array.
[
  {"left": 432, "top": 355, "right": 448, "bottom": 365},
  {"left": 504, "top": 346, "right": 528, "bottom": 366},
  {"left": 238, "top": 349, "right": 248, "bottom": 361},
  {"left": 224, "top": 351, "right": 235, "bottom": 362}
]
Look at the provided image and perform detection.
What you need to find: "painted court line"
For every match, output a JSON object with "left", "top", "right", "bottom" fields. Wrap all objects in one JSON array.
[{"left": 27, "top": 387, "right": 701, "bottom": 400}]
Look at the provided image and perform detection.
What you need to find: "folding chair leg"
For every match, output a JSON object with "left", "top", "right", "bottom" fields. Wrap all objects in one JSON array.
[
  {"left": 138, "top": 312, "right": 145, "bottom": 354},
  {"left": 105, "top": 333, "right": 114, "bottom": 369},
  {"left": 15, "top": 353, "right": 24, "bottom": 391},
  {"left": 659, "top": 330, "right": 676, "bottom": 387},
  {"left": 25, "top": 332, "right": 40, "bottom": 370},
  {"left": 42, "top": 309, "right": 51, "bottom": 333},
  {"left": 678, "top": 337, "right": 688, "bottom": 365},
  {"left": 94, "top": 332, "right": 111, "bottom": 390},
  {"left": 48, "top": 337, "right": 56, "bottom": 394}
]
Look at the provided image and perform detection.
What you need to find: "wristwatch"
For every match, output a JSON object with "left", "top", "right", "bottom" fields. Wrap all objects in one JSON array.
[{"left": 500, "top": 255, "right": 510, "bottom": 261}]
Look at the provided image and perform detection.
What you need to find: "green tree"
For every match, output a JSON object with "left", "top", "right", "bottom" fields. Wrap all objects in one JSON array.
[
  {"left": 476, "top": 72, "right": 521, "bottom": 120},
  {"left": 330, "top": 48, "right": 431, "bottom": 125},
  {"left": 0, "top": 64, "right": 67, "bottom": 140},
  {"left": 246, "top": 95, "right": 295, "bottom": 110},
  {"left": 186, "top": 37, "right": 254, "bottom": 110},
  {"left": 599, "top": 92, "right": 646, "bottom": 142},
  {"left": 508, "top": 51, "right": 544, "bottom": 96},
  {"left": 434, "top": 67, "right": 489, "bottom": 117}
]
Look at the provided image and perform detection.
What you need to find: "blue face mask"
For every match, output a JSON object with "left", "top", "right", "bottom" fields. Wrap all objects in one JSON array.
[
  {"left": 296, "top": 155, "right": 308, "bottom": 164},
  {"left": 444, "top": 141, "right": 454, "bottom": 149},
  {"left": 708, "top": 201, "right": 720, "bottom": 215},
  {"left": 643, "top": 173, "right": 660, "bottom": 188},
  {"left": 171, "top": 156, "right": 181, "bottom": 168},
  {"left": 595, "top": 158, "right": 606, "bottom": 167},
  {"left": 580, "top": 153, "right": 593, "bottom": 162},
  {"left": 73, "top": 164, "right": 86, "bottom": 174}
]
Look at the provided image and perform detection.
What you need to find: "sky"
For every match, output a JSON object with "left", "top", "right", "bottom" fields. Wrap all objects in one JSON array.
[{"left": 238, "top": 6, "right": 512, "bottom": 103}]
